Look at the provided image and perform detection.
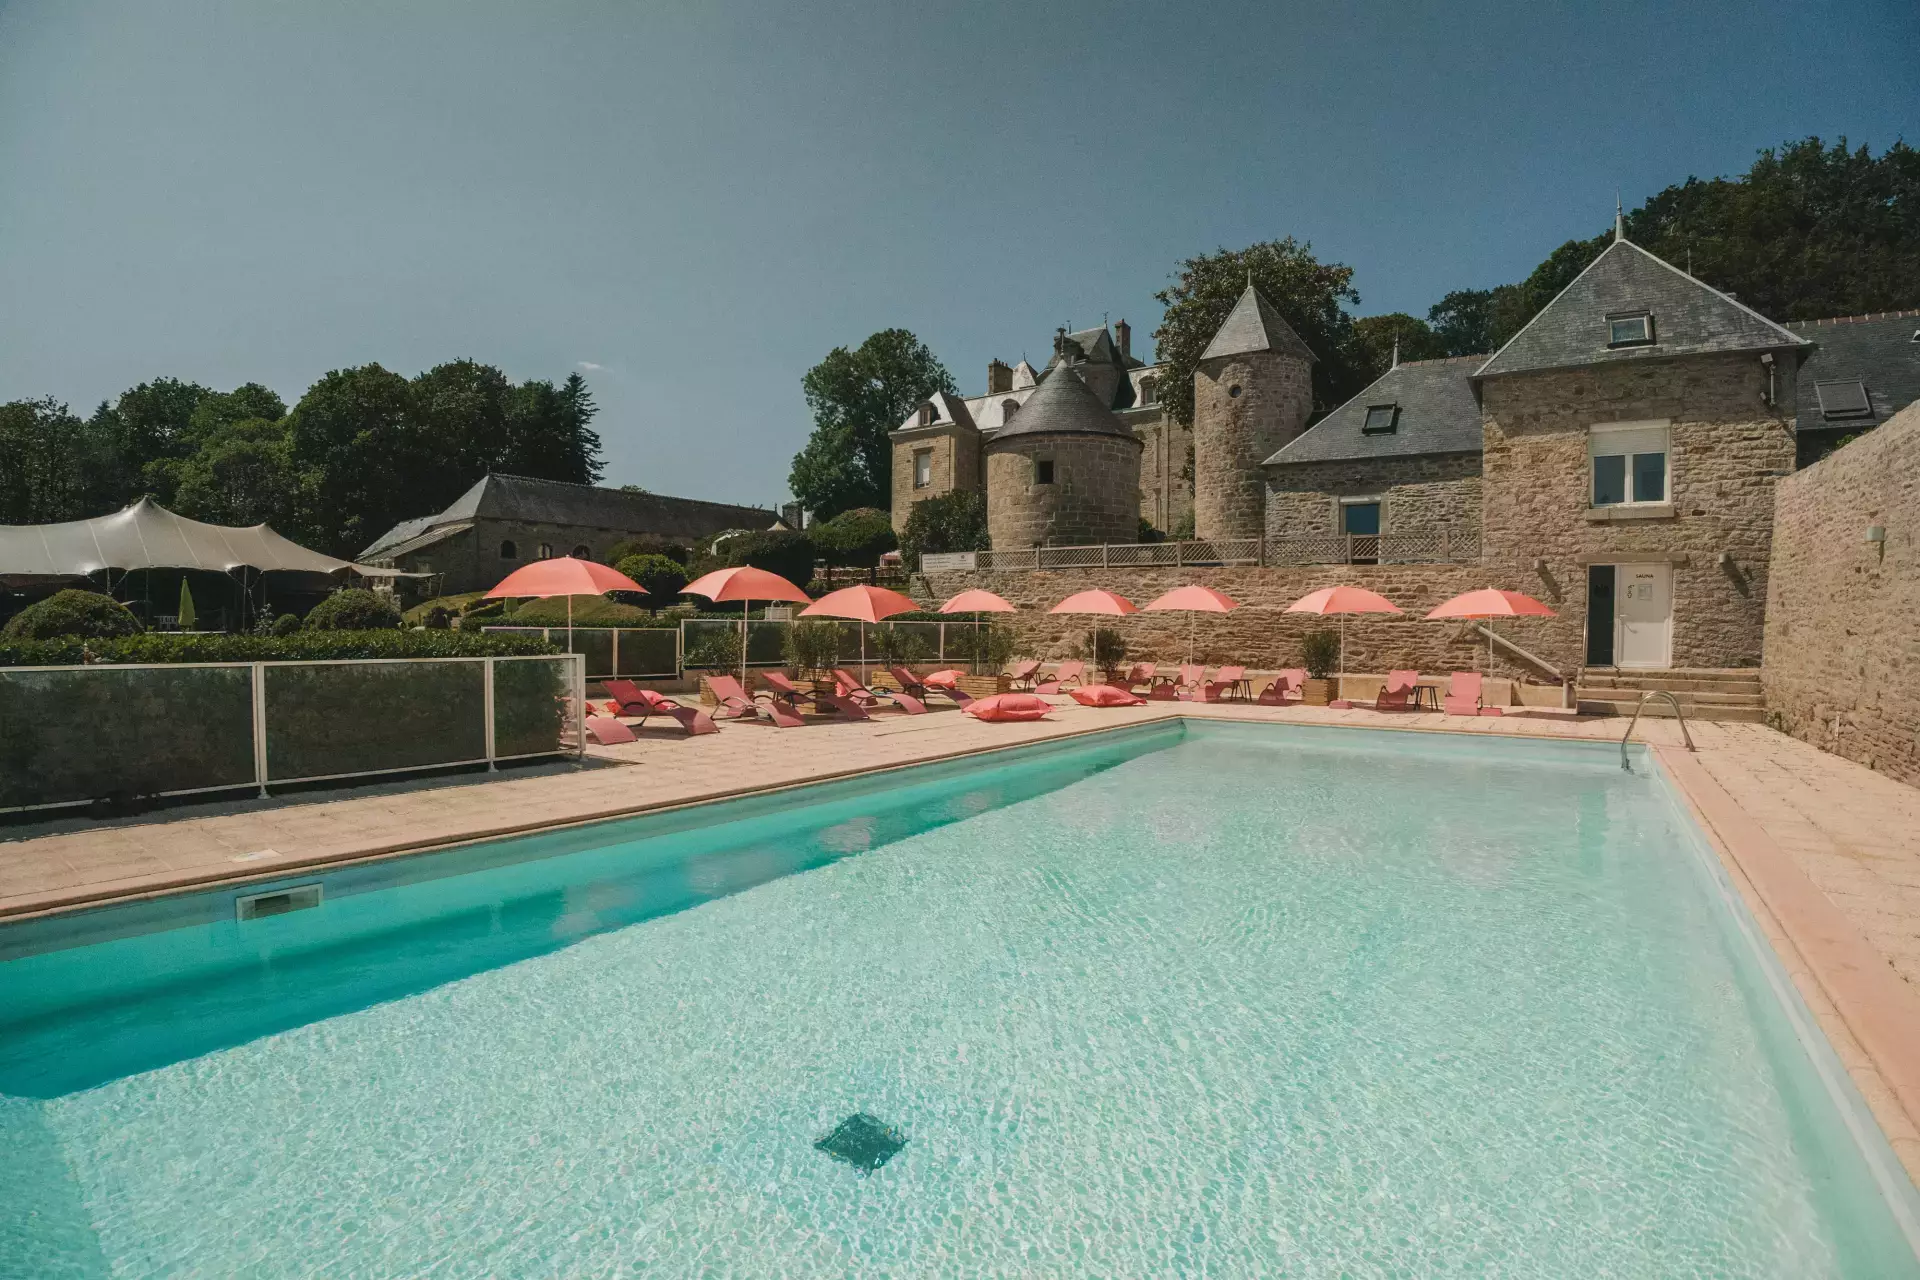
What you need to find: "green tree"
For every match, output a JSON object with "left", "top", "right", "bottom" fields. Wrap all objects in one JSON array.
[
  {"left": 89, "top": 377, "right": 212, "bottom": 506},
  {"left": 695, "top": 528, "right": 815, "bottom": 588},
  {"left": 188, "top": 383, "right": 286, "bottom": 441},
  {"left": 809, "top": 507, "right": 897, "bottom": 579},
  {"left": 411, "top": 358, "right": 514, "bottom": 497},
  {"left": 791, "top": 329, "right": 956, "bottom": 519},
  {"left": 897, "top": 490, "right": 989, "bottom": 569},
  {"left": 284, "top": 363, "right": 421, "bottom": 557},
  {"left": 1346, "top": 314, "right": 1449, "bottom": 382},
  {"left": 1425, "top": 290, "right": 1498, "bottom": 358},
  {"left": 0, "top": 398, "right": 109, "bottom": 523},
  {"left": 614, "top": 553, "right": 688, "bottom": 606},
  {"left": 167, "top": 417, "right": 300, "bottom": 530},
  {"left": 1151, "top": 239, "right": 1365, "bottom": 429}
]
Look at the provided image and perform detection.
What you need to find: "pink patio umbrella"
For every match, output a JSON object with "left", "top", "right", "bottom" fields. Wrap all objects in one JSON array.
[
  {"left": 682, "top": 565, "right": 813, "bottom": 689},
  {"left": 1425, "top": 588, "right": 1557, "bottom": 674},
  {"left": 1143, "top": 584, "right": 1239, "bottom": 663},
  {"left": 938, "top": 588, "right": 1017, "bottom": 614},
  {"left": 1284, "top": 585, "right": 1403, "bottom": 691},
  {"left": 1049, "top": 589, "right": 1137, "bottom": 676},
  {"left": 484, "top": 555, "right": 646, "bottom": 649},
  {"left": 801, "top": 583, "right": 922, "bottom": 677}
]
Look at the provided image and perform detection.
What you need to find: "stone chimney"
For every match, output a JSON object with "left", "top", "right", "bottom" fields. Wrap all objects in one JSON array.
[
  {"left": 1115, "top": 318, "right": 1131, "bottom": 361},
  {"left": 986, "top": 358, "right": 1013, "bottom": 394}
]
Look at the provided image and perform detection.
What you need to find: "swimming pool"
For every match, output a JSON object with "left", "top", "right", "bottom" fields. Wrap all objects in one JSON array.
[{"left": 3, "top": 720, "right": 1916, "bottom": 1276}]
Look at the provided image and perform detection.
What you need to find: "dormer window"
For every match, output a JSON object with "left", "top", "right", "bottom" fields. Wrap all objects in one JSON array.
[
  {"left": 1139, "top": 376, "right": 1158, "bottom": 406},
  {"left": 1001, "top": 398, "right": 1019, "bottom": 422},
  {"left": 1606, "top": 312, "right": 1655, "bottom": 347},
  {"left": 1361, "top": 404, "right": 1398, "bottom": 435},
  {"left": 1814, "top": 379, "right": 1872, "bottom": 420},
  {"left": 917, "top": 402, "right": 935, "bottom": 427}
]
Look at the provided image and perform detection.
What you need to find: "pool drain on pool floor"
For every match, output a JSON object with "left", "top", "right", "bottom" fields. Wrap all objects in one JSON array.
[{"left": 815, "top": 1113, "right": 907, "bottom": 1173}]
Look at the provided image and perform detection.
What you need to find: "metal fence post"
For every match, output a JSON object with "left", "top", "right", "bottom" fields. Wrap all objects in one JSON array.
[
  {"left": 574, "top": 654, "right": 586, "bottom": 756},
  {"left": 251, "top": 662, "right": 269, "bottom": 798},
  {"left": 483, "top": 656, "right": 497, "bottom": 770},
  {"left": 938, "top": 621, "right": 946, "bottom": 662},
  {"left": 611, "top": 629, "right": 620, "bottom": 679},
  {"left": 676, "top": 621, "right": 685, "bottom": 678}
]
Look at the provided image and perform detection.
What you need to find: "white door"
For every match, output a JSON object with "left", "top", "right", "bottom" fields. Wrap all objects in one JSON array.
[{"left": 1615, "top": 563, "right": 1672, "bottom": 669}]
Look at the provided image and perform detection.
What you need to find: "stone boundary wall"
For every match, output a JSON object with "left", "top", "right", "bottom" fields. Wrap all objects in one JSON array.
[
  {"left": 1763, "top": 401, "right": 1920, "bottom": 785},
  {"left": 921, "top": 565, "right": 1555, "bottom": 681}
]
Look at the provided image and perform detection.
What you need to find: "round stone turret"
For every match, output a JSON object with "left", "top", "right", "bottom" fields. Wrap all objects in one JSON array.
[
  {"left": 1192, "top": 282, "right": 1316, "bottom": 540},
  {"left": 985, "top": 364, "right": 1143, "bottom": 548}
]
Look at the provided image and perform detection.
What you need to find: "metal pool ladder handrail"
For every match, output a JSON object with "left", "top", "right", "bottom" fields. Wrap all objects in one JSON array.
[{"left": 1620, "top": 690, "right": 1696, "bottom": 770}]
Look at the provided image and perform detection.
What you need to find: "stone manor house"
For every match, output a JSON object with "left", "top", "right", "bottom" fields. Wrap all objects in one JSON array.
[{"left": 891, "top": 226, "right": 1918, "bottom": 673}]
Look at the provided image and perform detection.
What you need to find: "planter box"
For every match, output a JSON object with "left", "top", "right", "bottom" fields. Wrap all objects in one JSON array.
[
  {"left": 952, "top": 673, "right": 1008, "bottom": 698},
  {"left": 1301, "top": 677, "right": 1331, "bottom": 707}
]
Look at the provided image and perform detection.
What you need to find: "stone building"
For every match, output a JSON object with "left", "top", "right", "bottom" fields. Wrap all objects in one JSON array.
[
  {"left": 1782, "top": 310, "right": 1920, "bottom": 466},
  {"left": 984, "top": 364, "right": 1144, "bottom": 549},
  {"left": 1263, "top": 353, "right": 1485, "bottom": 558},
  {"left": 361, "top": 473, "right": 775, "bottom": 595},
  {"left": 890, "top": 320, "right": 1185, "bottom": 536},
  {"left": 1193, "top": 282, "right": 1316, "bottom": 539}
]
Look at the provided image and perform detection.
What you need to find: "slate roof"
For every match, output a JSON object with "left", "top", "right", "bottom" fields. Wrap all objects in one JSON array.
[
  {"left": 1785, "top": 311, "right": 1920, "bottom": 435},
  {"left": 360, "top": 475, "right": 773, "bottom": 560},
  {"left": 986, "top": 363, "right": 1141, "bottom": 445},
  {"left": 1200, "top": 282, "right": 1317, "bottom": 363},
  {"left": 1266, "top": 356, "right": 1487, "bottom": 466},
  {"left": 892, "top": 390, "right": 979, "bottom": 434},
  {"left": 1475, "top": 239, "right": 1808, "bottom": 379}
]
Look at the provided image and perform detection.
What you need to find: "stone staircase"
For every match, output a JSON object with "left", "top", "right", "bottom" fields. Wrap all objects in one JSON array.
[{"left": 1575, "top": 668, "right": 1767, "bottom": 723}]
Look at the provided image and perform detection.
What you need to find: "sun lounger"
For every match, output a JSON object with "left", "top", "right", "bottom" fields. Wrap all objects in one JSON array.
[
  {"left": 1444, "top": 672, "right": 1498, "bottom": 716},
  {"left": 834, "top": 668, "right": 927, "bottom": 715},
  {"left": 1120, "top": 662, "right": 1157, "bottom": 693},
  {"left": 1035, "top": 660, "right": 1085, "bottom": 695},
  {"left": 1007, "top": 659, "right": 1043, "bottom": 691},
  {"left": 1375, "top": 669, "right": 1420, "bottom": 711},
  {"left": 891, "top": 665, "right": 972, "bottom": 707},
  {"left": 763, "top": 670, "right": 872, "bottom": 720},
  {"left": 1255, "top": 668, "right": 1307, "bottom": 705},
  {"left": 706, "top": 674, "right": 804, "bottom": 727},
  {"left": 1153, "top": 663, "right": 1206, "bottom": 701},
  {"left": 1201, "top": 665, "right": 1248, "bottom": 702},
  {"left": 584, "top": 714, "right": 637, "bottom": 745}
]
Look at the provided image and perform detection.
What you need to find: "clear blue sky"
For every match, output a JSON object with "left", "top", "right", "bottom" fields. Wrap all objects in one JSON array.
[{"left": 1, "top": 0, "right": 1913, "bottom": 508}]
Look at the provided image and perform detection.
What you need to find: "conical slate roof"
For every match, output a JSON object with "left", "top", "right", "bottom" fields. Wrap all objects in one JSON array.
[
  {"left": 1200, "top": 281, "right": 1317, "bottom": 362},
  {"left": 988, "top": 363, "right": 1140, "bottom": 444}
]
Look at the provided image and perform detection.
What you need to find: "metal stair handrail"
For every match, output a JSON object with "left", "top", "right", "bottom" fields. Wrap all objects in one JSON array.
[{"left": 1620, "top": 689, "right": 1696, "bottom": 771}]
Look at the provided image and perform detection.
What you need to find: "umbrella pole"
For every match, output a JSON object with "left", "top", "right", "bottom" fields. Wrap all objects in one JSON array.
[
  {"left": 741, "top": 603, "right": 750, "bottom": 692},
  {"left": 1188, "top": 612, "right": 1194, "bottom": 665}
]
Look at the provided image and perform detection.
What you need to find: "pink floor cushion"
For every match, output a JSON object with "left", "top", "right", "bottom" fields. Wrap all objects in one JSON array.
[
  {"left": 1070, "top": 683, "right": 1146, "bottom": 707},
  {"left": 964, "top": 692, "right": 1052, "bottom": 722},
  {"left": 922, "top": 669, "right": 967, "bottom": 688},
  {"left": 584, "top": 715, "right": 636, "bottom": 745}
]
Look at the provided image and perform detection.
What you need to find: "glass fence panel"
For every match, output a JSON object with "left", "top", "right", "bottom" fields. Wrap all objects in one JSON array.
[
  {"left": 567, "top": 629, "right": 614, "bottom": 679},
  {"left": 745, "top": 620, "right": 786, "bottom": 666},
  {"left": 612, "top": 629, "right": 678, "bottom": 677},
  {"left": 493, "top": 657, "right": 575, "bottom": 758},
  {"left": 264, "top": 661, "right": 485, "bottom": 782},
  {"left": 0, "top": 666, "right": 254, "bottom": 809}
]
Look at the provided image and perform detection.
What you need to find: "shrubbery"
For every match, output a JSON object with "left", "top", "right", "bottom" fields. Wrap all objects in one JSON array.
[
  {"left": 614, "top": 553, "right": 688, "bottom": 603},
  {"left": 0, "top": 629, "right": 559, "bottom": 668},
  {"left": 1301, "top": 628, "right": 1340, "bottom": 679},
  {"left": 304, "top": 588, "right": 402, "bottom": 631},
  {"left": 2, "top": 589, "right": 144, "bottom": 640},
  {"left": 810, "top": 508, "right": 897, "bottom": 573},
  {"left": 271, "top": 613, "right": 302, "bottom": 636},
  {"left": 898, "top": 491, "right": 988, "bottom": 570},
  {"left": 694, "top": 527, "right": 815, "bottom": 587}
]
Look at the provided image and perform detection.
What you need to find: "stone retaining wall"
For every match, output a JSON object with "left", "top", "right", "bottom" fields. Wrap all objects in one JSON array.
[
  {"left": 1763, "top": 401, "right": 1920, "bottom": 785},
  {"left": 921, "top": 564, "right": 1554, "bottom": 681}
]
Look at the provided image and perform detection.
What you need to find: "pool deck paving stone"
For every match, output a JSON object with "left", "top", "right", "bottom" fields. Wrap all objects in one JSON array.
[{"left": 5, "top": 695, "right": 1920, "bottom": 1184}]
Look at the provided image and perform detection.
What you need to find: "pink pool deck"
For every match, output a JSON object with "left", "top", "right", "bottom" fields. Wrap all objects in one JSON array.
[{"left": 3, "top": 698, "right": 1917, "bottom": 1181}]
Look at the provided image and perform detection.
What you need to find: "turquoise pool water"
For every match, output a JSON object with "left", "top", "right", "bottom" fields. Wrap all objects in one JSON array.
[{"left": 2, "top": 721, "right": 1916, "bottom": 1276}]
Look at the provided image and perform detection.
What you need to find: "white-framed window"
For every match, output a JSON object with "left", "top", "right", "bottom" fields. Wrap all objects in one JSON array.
[
  {"left": 1361, "top": 404, "right": 1398, "bottom": 435},
  {"left": 1589, "top": 421, "right": 1669, "bottom": 506},
  {"left": 917, "top": 402, "right": 935, "bottom": 427},
  {"left": 1139, "top": 376, "right": 1158, "bottom": 406},
  {"left": 1001, "top": 398, "right": 1020, "bottom": 422},
  {"left": 912, "top": 450, "right": 932, "bottom": 489},
  {"left": 1606, "top": 311, "right": 1655, "bottom": 347}
]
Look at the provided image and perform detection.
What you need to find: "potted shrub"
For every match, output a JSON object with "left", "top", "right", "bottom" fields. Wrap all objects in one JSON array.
[
  {"left": 686, "top": 629, "right": 745, "bottom": 705},
  {"left": 1300, "top": 628, "right": 1340, "bottom": 705},
  {"left": 782, "top": 619, "right": 840, "bottom": 699},
  {"left": 947, "top": 623, "right": 1016, "bottom": 696},
  {"left": 1085, "top": 626, "right": 1129, "bottom": 685}
]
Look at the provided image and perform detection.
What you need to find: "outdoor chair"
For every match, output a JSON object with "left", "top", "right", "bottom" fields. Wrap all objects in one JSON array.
[
  {"left": 1036, "top": 660, "right": 1085, "bottom": 694},
  {"left": 1374, "top": 669, "right": 1421, "bottom": 712},
  {"left": 1201, "top": 665, "right": 1249, "bottom": 702},
  {"left": 834, "top": 668, "right": 927, "bottom": 715},
  {"left": 1152, "top": 663, "right": 1206, "bottom": 700},
  {"left": 1007, "top": 659, "right": 1043, "bottom": 691},
  {"left": 1120, "top": 662, "right": 1157, "bottom": 693},
  {"left": 1256, "top": 669, "right": 1307, "bottom": 705},
  {"left": 584, "top": 714, "right": 637, "bottom": 745},
  {"left": 1445, "top": 672, "right": 1501, "bottom": 716},
  {"left": 891, "top": 665, "right": 972, "bottom": 707},
  {"left": 707, "top": 674, "right": 804, "bottom": 727},
  {"left": 606, "top": 681, "right": 722, "bottom": 735},
  {"left": 764, "top": 670, "right": 873, "bottom": 720}
]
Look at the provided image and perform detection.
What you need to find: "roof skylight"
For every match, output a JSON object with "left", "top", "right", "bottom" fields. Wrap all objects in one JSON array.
[
  {"left": 1814, "top": 379, "right": 1872, "bottom": 419},
  {"left": 1606, "top": 312, "right": 1654, "bottom": 347},
  {"left": 1361, "top": 404, "right": 1398, "bottom": 435}
]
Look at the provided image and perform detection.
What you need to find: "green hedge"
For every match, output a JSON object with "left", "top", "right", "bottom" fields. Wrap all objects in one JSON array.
[{"left": 0, "top": 629, "right": 559, "bottom": 668}]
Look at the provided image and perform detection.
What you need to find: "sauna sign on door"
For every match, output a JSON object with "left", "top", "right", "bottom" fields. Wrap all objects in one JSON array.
[{"left": 1615, "top": 563, "right": 1672, "bottom": 669}]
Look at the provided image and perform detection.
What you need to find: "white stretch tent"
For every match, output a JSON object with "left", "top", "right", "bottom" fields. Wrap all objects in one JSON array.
[{"left": 0, "top": 497, "right": 373, "bottom": 585}]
